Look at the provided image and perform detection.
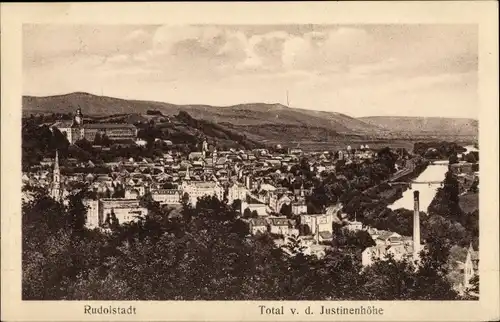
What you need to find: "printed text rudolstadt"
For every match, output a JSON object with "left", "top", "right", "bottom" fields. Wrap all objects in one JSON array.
[{"left": 84, "top": 305, "right": 137, "bottom": 315}]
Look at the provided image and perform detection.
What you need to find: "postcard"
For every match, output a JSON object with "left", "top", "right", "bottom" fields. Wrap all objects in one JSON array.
[{"left": 1, "top": 2, "right": 498, "bottom": 321}]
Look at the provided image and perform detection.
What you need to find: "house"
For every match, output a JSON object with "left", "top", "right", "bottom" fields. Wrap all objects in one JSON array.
[
  {"left": 291, "top": 200, "right": 307, "bottom": 215},
  {"left": 227, "top": 182, "right": 247, "bottom": 205},
  {"left": 189, "top": 152, "right": 204, "bottom": 160},
  {"left": 151, "top": 189, "right": 181, "bottom": 205},
  {"left": 450, "top": 162, "right": 474, "bottom": 175},
  {"left": 344, "top": 220, "right": 363, "bottom": 232},
  {"left": 318, "top": 231, "right": 333, "bottom": 242},
  {"left": 181, "top": 180, "right": 224, "bottom": 206},
  {"left": 241, "top": 201, "right": 268, "bottom": 217},
  {"left": 373, "top": 231, "right": 404, "bottom": 246},
  {"left": 84, "top": 198, "right": 148, "bottom": 229},
  {"left": 268, "top": 217, "right": 297, "bottom": 236},
  {"left": 270, "top": 193, "right": 292, "bottom": 213},
  {"left": 288, "top": 148, "right": 303, "bottom": 155},
  {"left": 361, "top": 243, "right": 414, "bottom": 267},
  {"left": 249, "top": 218, "right": 268, "bottom": 235},
  {"left": 300, "top": 213, "right": 336, "bottom": 235}
]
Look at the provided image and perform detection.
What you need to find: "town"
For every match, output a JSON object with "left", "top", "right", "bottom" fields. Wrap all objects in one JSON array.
[{"left": 22, "top": 107, "right": 480, "bottom": 300}]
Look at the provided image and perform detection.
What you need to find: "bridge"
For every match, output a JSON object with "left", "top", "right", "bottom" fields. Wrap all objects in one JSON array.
[
  {"left": 412, "top": 181, "right": 443, "bottom": 184},
  {"left": 389, "top": 181, "right": 443, "bottom": 187},
  {"left": 429, "top": 161, "right": 450, "bottom": 166}
]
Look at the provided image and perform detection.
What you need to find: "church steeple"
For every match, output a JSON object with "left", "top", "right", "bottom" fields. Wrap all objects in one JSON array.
[
  {"left": 184, "top": 165, "right": 191, "bottom": 181},
  {"left": 212, "top": 147, "right": 218, "bottom": 166},
  {"left": 50, "top": 149, "right": 62, "bottom": 201}
]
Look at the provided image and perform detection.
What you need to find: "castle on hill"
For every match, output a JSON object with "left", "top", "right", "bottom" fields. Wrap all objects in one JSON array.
[{"left": 52, "top": 108, "right": 138, "bottom": 144}]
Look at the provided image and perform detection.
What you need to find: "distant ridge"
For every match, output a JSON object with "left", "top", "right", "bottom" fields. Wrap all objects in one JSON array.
[
  {"left": 22, "top": 92, "right": 383, "bottom": 135},
  {"left": 359, "top": 116, "right": 478, "bottom": 137}
]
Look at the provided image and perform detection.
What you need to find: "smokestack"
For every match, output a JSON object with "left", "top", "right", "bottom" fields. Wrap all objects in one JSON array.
[{"left": 413, "top": 191, "right": 421, "bottom": 262}]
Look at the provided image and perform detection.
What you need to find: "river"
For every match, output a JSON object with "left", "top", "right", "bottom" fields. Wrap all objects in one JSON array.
[
  {"left": 387, "top": 145, "right": 477, "bottom": 212},
  {"left": 388, "top": 161, "right": 448, "bottom": 212}
]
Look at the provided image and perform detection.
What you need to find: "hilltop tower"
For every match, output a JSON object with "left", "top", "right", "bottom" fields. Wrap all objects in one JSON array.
[
  {"left": 50, "top": 150, "right": 62, "bottom": 201},
  {"left": 413, "top": 190, "right": 421, "bottom": 262}
]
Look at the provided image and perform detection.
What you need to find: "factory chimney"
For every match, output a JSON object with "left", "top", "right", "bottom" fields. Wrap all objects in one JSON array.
[{"left": 413, "top": 190, "right": 421, "bottom": 262}]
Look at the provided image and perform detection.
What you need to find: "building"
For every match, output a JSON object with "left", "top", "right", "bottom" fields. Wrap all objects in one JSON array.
[
  {"left": 151, "top": 189, "right": 181, "bottom": 205},
  {"left": 270, "top": 193, "right": 292, "bottom": 213},
  {"left": 291, "top": 200, "right": 307, "bottom": 215},
  {"left": 227, "top": 182, "right": 247, "bottom": 205},
  {"left": 361, "top": 242, "right": 414, "bottom": 267},
  {"left": 181, "top": 176, "right": 224, "bottom": 206},
  {"left": 344, "top": 219, "right": 363, "bottom": 232},
  {"left": 53, "top": 108, "right": 138, "bottom": 144},
  {"left": 450, "top": 162, "right": 475, "bottom": 175},
  {"left": 249, "top": 217, "right": 268, "bottom": 235},
  {"left": 84, "top": 198, "right": 148, "bottom": 229},
  {"left": 288, "top": 148, "right": 303, "bottom": 155},
  {"left": 268, "top": 217, "right": 297, "bottom": 236},
  {"left": 300, "top": 213, "right": 336, "bottom": 235},
  {"left": 241, "top": 201, "right": 268, "bottom": 217},
  {"left": 361, "top": 190, "right": 423, "bottom": 267}
]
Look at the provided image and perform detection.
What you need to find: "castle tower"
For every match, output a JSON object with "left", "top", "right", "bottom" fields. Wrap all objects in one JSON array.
[
  {"left": 50, "top": 150, "right": 62, "bottom": 201},
  {"left": 74, "top": 108, "right": 84, "bottom": 126},
  {"left": 413, "top": 190, "right": 421, "bottom": 262}
]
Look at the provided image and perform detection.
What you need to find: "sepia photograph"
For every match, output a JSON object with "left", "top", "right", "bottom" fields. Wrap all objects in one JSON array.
[
  {"left": 21, "top": 23, "right": 480, "bottom": 301},
  {"left": 2, "top": 2, "right": 499, "bottom": 322}
]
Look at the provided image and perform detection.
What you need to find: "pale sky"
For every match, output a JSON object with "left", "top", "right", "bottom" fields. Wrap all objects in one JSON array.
[{"left": 23, "top": 24, "right": 478, "bottom": 118}]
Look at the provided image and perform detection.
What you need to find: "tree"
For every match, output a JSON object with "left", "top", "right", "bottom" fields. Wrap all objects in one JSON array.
[
  {"left": 463, "top": 275, "right": 479, "bottom": 299},
  {"left": 279, "top": 203, "right": 292, "bottom": 218},
  {"left": 449, "top": 153, "right": 459, "bottom": 165},
  {"left": 464, "top": 152, "right": 477, "bottom": 164},
  {"left": 75, "top": 138, "right": 93, "bottom": 152},
  {"left": 93, "top": 133, "right": 102, "bottom": 145},
  {"left": 231, "top": 199, "right": 242, "bottom": 213},
  {"left": 101, "top": 134, "right": 112, "bottom": 147},
  {"left": 181, "top": 192, "right": 190, "bottom": 205},
  {"left": 243, "top": 207, "right": 252, "bottom": 219}
]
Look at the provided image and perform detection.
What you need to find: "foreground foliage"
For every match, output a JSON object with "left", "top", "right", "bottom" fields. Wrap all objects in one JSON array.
[{"left": 23, "top": 190, "right": 460, "bottom": 300}]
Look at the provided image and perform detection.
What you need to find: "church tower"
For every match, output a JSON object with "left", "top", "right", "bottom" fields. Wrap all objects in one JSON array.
[
  {"left": 212, "top": 148, "right": 218, "bottom": 167},
  {"left": 184, "top": 165, "right": 191, "bottom": 181},
  {"left": 464, "top": 243, "right": 475, "bottom": 288},
  {"left": 300, "top": 183, "right": 305, "bottom": 197},
  {"left": 202, "top": 139, "right": 208, "bottom": 158},
  {"left": 50, "top": 150, "right": 62, "bottom": 201}
]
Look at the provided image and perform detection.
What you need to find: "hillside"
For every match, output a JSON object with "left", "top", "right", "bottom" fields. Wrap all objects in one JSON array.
[
  {"left": 359, "top": 116, "right": 478, "bottom": 137},
  {"left": 23, "top": 92, "right": 383, "bottom": 136},
  {"left": 23, "top": 92, "right": 478, "bottom": 144}
]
